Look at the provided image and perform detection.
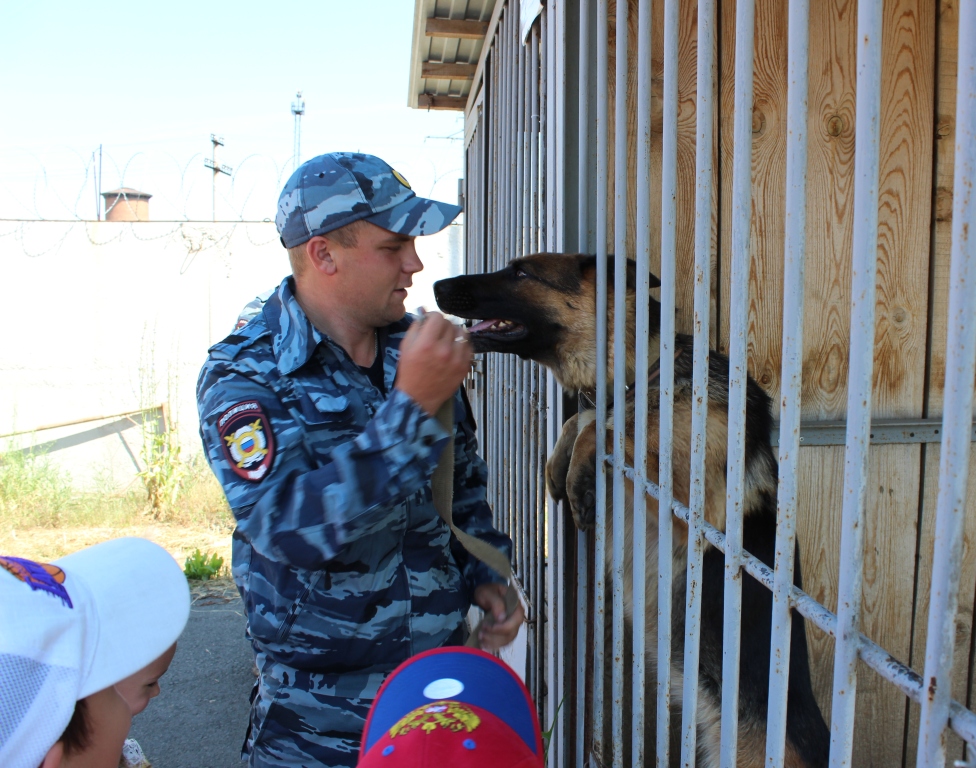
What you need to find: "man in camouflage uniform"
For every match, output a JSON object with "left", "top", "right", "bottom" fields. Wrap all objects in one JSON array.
[{"left": 196, "top": 152, "right": 523, "bottom": 768}]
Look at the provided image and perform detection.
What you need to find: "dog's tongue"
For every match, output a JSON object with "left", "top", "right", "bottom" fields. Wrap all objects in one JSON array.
[{"left": 468, "top": 319, "right": 501, "bottom": 333}]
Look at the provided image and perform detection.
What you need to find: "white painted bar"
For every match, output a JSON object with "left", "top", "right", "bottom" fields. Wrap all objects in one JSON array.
[
  {"left": 610, "top": 0, "right": 629, "bottom": 760},
  {"left": 764, "top": 0, "right": 810, "bottom": 764},
  {"left": 657, "top": 0, "right": 680, "bottom": 763},
  {"left": 575, "top": 2, "right": 592, "bottom": 764},
  {"left": 593, "top": 0, "right": 610, "bottom": 758},
  {"left": 720, "top": 0, "right": 756, "bottom": 764},
  {"left": 632, "top": 0, "right": 653, "bottom": 763},
  {"left": 828, "top": 2, "right": 883, "bottom": 764},
  {"left": 916, "top": 0, "right": 976, "bottom": 761},
  {"left": 680, "top": 0, "right": 715, "bottom": 764}
]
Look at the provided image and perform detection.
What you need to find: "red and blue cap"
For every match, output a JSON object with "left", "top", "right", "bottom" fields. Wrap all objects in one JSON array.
[{"left": 358, "top": 647, "right": 544, "bottom": 768}]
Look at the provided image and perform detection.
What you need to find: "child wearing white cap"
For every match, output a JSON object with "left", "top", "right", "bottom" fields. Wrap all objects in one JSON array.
[{"left": 0, "top": 537, "right": 191, "bottom": 768}]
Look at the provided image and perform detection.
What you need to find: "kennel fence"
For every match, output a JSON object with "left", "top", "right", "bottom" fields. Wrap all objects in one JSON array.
[{"left": 455, "top": 0, "right": 976, "bottom": 765}]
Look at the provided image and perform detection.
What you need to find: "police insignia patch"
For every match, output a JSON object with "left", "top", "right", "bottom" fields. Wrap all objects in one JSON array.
[{"left": 217, "top": 401, "right": 275, "bottom": 482}]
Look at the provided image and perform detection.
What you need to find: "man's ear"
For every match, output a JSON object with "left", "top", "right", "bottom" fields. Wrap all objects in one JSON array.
[
  {"left": 305, "top": 236, "right": 338, "bottom": 276},
  {"left": 39, "top": 741, "right": 64, "bottom": 768}
]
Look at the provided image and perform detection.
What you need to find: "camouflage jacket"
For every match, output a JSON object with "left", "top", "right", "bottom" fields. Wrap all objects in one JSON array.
[{"left": 196, "top": 277, "right": 510, "bottom": 677}]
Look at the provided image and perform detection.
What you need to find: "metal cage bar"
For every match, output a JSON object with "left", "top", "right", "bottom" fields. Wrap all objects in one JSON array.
[
  {"left": 592, "top": 0, "right": 610, "bottom": 759},
  {"left": 680, "top": 0, "right": 717, "bottom": 763},
  {"left": 719, "top": 0, "right": 756, "bottom": 763},
  {"left": 916, "top": 1, "right": 976, "bottom": 762},
  {"left": 575, "top": 1, "right": 593, "bottom": 764},
  {"left": 632, "top": 0, "right": 654, "bottom": 764},
  {"left": 657, "top": 0, "right": 681, "bottom": 762},
  {"left": 765, "top": 0, "right": 811, "bottom": 763},
  {"left": 610, "top": 0, "right": 630, "bottom": 760},
  {"left": 828, "top": 1, "right": 884, "bottom": 764}
]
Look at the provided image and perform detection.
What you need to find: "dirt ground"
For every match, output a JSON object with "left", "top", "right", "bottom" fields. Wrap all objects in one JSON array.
[{"left": 0, "top": 522, "right": 234, "bottom": 570}]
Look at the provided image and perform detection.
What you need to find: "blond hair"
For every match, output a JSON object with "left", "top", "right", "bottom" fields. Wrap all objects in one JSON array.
[{"left": 286, "top": 219, "right": 370, "bottom": 277}]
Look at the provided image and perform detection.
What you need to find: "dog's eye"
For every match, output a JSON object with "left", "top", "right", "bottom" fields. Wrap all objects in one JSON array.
[{"left": 515, "top": 268, "right": 528, "bottom": 278}]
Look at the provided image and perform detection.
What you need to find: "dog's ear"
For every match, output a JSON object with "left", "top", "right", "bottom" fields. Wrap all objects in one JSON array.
[{"left": 649, "top": 272, "right": 662, "bottom": 288}]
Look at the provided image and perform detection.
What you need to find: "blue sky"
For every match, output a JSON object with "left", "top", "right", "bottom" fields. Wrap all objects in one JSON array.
[{"left": 0, "top": 1, "right": 464, "bottom": 221}]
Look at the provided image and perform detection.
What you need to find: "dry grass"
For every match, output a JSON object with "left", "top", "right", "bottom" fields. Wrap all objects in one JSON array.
[{"left": 0, "top": 448, "right": 235, "bottom": 573}]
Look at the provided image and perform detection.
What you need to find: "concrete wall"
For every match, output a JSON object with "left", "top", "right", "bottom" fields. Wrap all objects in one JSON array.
[{"left": 0, "top": 218, "right": 463, "bottom": 489}]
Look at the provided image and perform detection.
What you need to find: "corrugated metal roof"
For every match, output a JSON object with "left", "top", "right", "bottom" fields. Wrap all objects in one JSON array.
[{"left": 407, "top": 0, "right": 497, "bottom": 111}]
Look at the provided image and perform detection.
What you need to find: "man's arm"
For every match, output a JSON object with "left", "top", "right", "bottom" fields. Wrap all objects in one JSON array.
[{"left": 197, "top": 363, "right": 451, "bottom": 571}]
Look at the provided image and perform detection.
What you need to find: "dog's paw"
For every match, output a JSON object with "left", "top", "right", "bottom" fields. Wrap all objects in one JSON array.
[
  {"left": 566, "top": 417, "right": 599, "bottom": 531},
  {"left": 546, "top": 413, "right": 580, "bottom": 502},
  {"left": 567, "top": 463, "right": 598, "bottom": 530}
]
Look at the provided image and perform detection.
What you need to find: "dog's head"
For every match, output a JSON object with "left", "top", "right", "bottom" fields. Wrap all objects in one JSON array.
[{"left": 434, "top": 253, "right": 661, "bottom": 391}]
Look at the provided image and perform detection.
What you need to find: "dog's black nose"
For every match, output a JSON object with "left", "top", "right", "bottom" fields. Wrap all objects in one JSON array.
[{"left": 433, "top": 278, "right": 475, "bottom": 313}]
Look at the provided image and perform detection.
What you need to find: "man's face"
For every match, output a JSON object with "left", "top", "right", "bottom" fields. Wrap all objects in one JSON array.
[{"left": 328, "top": 221, "right": 424, "bottom": 326}]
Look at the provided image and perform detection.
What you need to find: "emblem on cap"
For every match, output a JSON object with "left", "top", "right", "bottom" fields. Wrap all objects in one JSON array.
[
  {"left": 391, "top": 168, "right": 411, "bottom": 189},
  {"left": 390, "top": 700, "right": 481, "bottom": 738},
  {"left": 217, "top": 401, "right": 275, "bottom": 482},
  {"left": 0, "top": 555, "right": 72, "bottom": 608}
]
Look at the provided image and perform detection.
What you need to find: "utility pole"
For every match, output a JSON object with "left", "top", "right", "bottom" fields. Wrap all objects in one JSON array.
[
  {"left": 291, "top": 91, "right": 305, "bottom": 172},
  {"left": 203, "top": 134, "right": 232, "bottom": 222}
]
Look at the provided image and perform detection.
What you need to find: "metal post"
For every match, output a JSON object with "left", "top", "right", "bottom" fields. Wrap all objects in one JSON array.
[
  {"left": 593, "top": 0, "right": 610, "bottom": 759},
  {"left": 576, "top": 2, "right": 593, "bottom": 764},
  {"left": 657, "top": 0, "right": 680, "bottom": 762},
  {"left": 720, "top": 0, "right": 756, "bottom": 764},
  {"left": 680, "top": 0, "right": 716, "bottom": 763},
  {"left": 826, "top": 1, "right": 884, "bottom": 765},
  {"left": 916, "top": 0, "right": 976, "bottom": 761},
  {"left": 610, "top": 0, "right": 630, "bottom": 760},
  {"left": 765, "top": 0, "right": 811, "bottom": 763},
  {"left": 633, "top": 0, "right": 653, "bottom": 763}
]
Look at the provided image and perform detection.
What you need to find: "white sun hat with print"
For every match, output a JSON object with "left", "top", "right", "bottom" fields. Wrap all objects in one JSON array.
[{"left": 0, "top": 537, "right": 190, "bottom": 768}]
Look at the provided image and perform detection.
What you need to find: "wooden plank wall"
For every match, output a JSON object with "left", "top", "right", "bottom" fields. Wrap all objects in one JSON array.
[{"left": 601, "top": 0, "right": 969, "bottom": 764}]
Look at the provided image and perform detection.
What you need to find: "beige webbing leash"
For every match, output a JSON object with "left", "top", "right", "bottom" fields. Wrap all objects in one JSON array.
[{"left": 432, "top": 399, "right": 521, "bottom": 648}]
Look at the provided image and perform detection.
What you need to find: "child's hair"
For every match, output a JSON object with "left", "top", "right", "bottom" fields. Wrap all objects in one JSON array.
[{"left": 61, "top": 700, "right": 91, "bottom": 755}]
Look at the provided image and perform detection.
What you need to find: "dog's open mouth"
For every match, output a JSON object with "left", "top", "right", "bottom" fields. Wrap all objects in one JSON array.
[{"left": 466, "top": 318, "right": 528, "bottom": 341}]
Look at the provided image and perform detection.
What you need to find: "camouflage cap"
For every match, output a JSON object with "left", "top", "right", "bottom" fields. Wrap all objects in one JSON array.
[{"left": 276, "top": 152, "right": 462, "bottom": 248}]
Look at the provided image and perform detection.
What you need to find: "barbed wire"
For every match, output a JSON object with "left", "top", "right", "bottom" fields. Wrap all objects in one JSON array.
[
  {"left": 0, "top": 219, "right": 279, "bottom": 262},
  {"left": 0, "top": 145, "right": 464, "bottom": 224}
]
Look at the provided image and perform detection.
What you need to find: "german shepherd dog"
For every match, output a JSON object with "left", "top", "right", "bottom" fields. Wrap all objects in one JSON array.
[{"left": 434, "top": 253, "right": 829, "bottom": 768}]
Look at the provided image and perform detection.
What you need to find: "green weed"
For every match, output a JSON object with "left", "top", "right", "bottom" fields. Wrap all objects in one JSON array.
[
  {"left": 139, "top": 422, "right": 188, "bottom": 520},
  {"left": 184, "top": 548, "right": 225, "bottom": 580},
  {"left": 542, "top": 696, "right": 564, "bottom": 765},
  {"left": 0, "top": 447, "right": 74, "bottom": 527}
]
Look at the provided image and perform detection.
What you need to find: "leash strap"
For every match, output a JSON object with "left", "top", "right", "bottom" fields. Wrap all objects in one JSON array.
[{"left": 432, "top": 398, "right": 520, "bottom": 648}]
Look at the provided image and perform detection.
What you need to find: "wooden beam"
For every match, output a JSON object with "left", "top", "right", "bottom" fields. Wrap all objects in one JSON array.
[
  {"left": 425, "top": 17, "right": 488, "bottom": 40},
  {"left": 417, "top": 94, "right": 467, "bottom": 111},
  {"left": 421, "top": 62, "right": 477, "bottom": 80}
]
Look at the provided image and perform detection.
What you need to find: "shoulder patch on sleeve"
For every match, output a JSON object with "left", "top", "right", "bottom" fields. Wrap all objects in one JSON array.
[{"left": 217, "top": 401, "right": 275, "bottom": 482}]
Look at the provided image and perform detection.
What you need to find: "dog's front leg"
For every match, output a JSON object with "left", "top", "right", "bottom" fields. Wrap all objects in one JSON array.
[
  {"left": 566, "top": 410, "right": 600, "bottom": 530},
  {"left": 546, "top": 412, "right": 582, "bottom": 503}
]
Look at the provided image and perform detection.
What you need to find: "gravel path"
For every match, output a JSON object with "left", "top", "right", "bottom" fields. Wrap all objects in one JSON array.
[{"left": 129, "top": 581, "right": 253, "bottom": 768}]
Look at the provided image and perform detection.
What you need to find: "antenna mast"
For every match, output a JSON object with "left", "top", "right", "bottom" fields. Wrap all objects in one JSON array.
[{"left": 291, "top": 91, "right": 305, "bottom": 172}]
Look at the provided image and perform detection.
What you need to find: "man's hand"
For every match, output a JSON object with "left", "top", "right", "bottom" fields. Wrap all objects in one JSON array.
[
  {"left": 396, "top": 312, "right": 473, "bottom": 415},
  {"left": 473, "top": 582, "right": 525, "bottom": 651}
]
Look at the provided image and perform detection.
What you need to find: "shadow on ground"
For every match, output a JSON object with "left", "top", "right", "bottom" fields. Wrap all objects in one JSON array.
[{"left": 130, "top": 580, "right": 253, "bottom": 768}]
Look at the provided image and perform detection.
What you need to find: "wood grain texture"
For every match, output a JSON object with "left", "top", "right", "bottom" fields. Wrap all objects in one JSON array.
[{"left": 716, "top": 0, "right": 789, "bottom": 401}]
